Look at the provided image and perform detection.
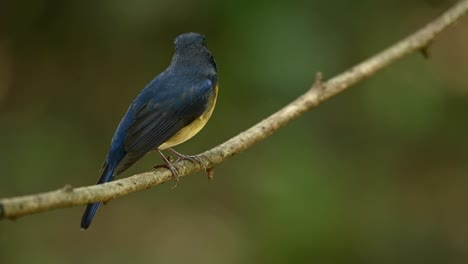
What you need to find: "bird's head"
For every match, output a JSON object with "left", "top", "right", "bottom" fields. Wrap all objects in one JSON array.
[
  {"left": 170, "top": 32, "right": 216, "bottom": 73},
  {"left": 174, "top": 32, "right": 207, "bottom": 52}
]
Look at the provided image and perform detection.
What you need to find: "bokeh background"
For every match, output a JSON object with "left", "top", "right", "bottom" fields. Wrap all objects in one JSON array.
[{"left": 1, "top": 0, "right": 468, "bottom": 263}]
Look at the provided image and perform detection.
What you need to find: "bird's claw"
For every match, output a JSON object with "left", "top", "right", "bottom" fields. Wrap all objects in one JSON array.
[
  {"left": 167, "top": 162, "right": 180, "bottom": 187},
  {"left": 156, "top": 150, "right": 180, "bottom": 188},
  {"left": 175, "top": 154, "right": 202, "bottom": 164},
  {"left": 168, "top": 148, "right": 206, "bottom": 170}
]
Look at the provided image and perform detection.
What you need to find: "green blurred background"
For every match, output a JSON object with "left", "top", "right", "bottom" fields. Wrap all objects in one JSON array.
[{"left": 1, "top": 0, "right": 468, "bottom": 263}]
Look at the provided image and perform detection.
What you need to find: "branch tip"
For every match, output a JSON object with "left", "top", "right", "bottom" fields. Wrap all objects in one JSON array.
[
  {"left": 314, "top": 72, "right": 326, "bottom": 95},
  {"left": 420, "top": 45, "right": 431, "bottom": 59},
  {"left": 314, "top": 72, "right": 323, "bottom": 86},
  {"left": 207, "top": 167, "right": 215, "bottom": 180},
  {"left": 61, "top": 184, "right": 74, "bottom": 192}
]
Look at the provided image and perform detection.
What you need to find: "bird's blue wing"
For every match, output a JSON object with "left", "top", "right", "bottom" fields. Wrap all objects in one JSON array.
[{"left": 116, "top": 78, "right": 215, "bottom": 173}]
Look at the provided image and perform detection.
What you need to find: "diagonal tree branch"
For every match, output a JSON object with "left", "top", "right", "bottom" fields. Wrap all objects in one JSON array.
[{"left": 1, "top": 0, "right": 467, "bottom": 221}]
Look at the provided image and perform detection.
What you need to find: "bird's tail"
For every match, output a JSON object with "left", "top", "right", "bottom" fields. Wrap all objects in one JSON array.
[{"left": 80, "top": 161, "right": 117, "bottom": 230}]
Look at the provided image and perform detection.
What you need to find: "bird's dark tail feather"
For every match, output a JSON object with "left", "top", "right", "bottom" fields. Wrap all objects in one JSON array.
[{"left": 81, "top": 161, "right": 116, "bottom": 230}]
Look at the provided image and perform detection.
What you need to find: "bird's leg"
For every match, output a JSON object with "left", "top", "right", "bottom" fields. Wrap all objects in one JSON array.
[{"left": 156, "top": 149, "right": 179, "bottom": 188}]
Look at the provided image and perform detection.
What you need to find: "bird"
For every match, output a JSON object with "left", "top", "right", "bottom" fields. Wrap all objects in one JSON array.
[{"left": 81, "top": 32, "right": 218, "bottom": 229}]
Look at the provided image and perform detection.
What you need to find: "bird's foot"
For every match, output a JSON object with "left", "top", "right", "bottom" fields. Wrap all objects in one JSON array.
[
  {"left": 156, "top": 150, "right": 180, "bottom": 188},
  {"left": 168, "top": 148, "right": 204, "bottom": 168},
  {"left": 165, "top": 163, "right": 180, "bottom": 188}
]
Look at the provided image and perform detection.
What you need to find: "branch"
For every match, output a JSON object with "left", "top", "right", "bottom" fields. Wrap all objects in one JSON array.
[{"left": 1, "top": 0, "right": 468, "bottom": 220}]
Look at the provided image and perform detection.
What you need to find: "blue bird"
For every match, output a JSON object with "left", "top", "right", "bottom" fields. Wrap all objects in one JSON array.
[{"left": 81, "top": 32, "right": 218, "bottom": 229}]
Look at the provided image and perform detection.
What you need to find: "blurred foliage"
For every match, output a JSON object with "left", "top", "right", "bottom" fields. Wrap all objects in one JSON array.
[{"left": 1, "top": 0, "right": 468, "bottom": 263}]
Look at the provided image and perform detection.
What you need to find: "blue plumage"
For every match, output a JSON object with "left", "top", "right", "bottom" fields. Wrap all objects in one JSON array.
[{"left": 81, "top": 33, "right": 218, "bottom": 229}]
